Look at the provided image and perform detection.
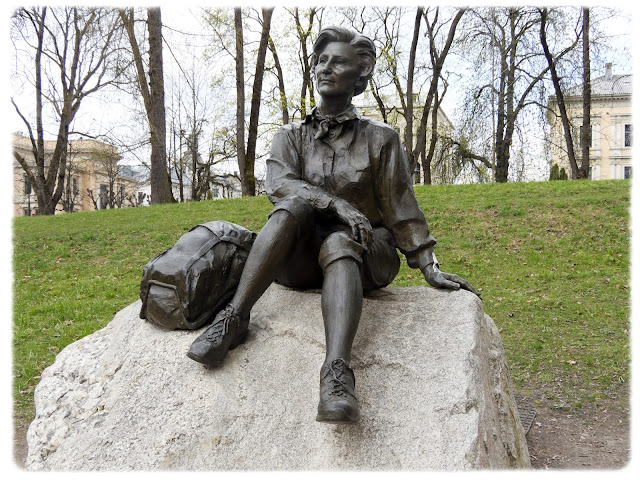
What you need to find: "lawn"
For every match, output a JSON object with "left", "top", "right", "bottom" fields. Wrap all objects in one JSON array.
[{"left": 13, "top": 180, "right": 630, "bottom": 424}]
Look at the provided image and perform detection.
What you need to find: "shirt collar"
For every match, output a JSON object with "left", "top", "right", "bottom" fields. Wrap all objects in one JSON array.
[
  {"left": 306, "top": 105, "right": 360, "bottom": 139},
  {"left": 304, "top": 105, "right": 360, "bottom": 125}
]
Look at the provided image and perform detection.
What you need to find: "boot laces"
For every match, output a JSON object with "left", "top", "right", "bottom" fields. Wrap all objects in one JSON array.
[
  {"left": 205, "top": 305, "right": 237, "bottom": 342},
  {"left": 325, "top": 358, "right": 352, "bottom": 397}
]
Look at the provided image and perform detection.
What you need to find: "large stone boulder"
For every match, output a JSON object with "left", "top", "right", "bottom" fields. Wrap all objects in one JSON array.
[{"left": 26, "top": 284, "right": 530, "bottom": 470}]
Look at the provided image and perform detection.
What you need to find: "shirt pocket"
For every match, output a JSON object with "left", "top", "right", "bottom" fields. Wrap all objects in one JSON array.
[{"left": 334, "top": 152, "right": 372, "bottom": 201}]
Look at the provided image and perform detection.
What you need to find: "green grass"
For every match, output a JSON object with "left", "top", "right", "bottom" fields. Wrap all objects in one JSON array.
[{"left": 13, "top": 180, "right": 630, "bottom": 424}]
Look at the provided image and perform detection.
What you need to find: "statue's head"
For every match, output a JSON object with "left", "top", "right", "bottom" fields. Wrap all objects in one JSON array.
[{"left": 311, "top": 26, "right": 376, "bottom": 97}]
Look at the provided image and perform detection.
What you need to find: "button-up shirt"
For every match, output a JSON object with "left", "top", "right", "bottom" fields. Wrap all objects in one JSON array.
[{"left": 266, "top": 106, "right": 437, "bottom": 270}]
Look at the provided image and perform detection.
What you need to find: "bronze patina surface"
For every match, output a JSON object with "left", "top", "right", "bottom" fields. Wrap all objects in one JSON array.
[{"left": 187, "top": 26, "right": 479, "bottom": 424}]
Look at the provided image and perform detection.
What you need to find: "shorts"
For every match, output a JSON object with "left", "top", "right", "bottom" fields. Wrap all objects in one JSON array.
[{"left": 270, "top": 195, "right": 400, "bottom": 291}]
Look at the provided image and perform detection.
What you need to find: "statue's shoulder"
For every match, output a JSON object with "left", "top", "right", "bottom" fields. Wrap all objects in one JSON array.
[
  {"left": 277, "top": 121, "right": 300, "bottom": 133},
  {"left": 275, "top": 120, "right": 308, "bottom": 137},
  {"left": 360, "top": 116, "right": 402, "bottom": 143}
]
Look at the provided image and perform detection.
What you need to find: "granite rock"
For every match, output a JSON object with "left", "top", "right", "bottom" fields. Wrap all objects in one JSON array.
[{"left": 26, "top": 284, "right": 530, "bottom": 470}]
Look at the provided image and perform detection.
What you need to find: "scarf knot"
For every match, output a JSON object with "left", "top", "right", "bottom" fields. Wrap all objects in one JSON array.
[{"left": 312, "top": 106, "right": 358, "bottom": 139}]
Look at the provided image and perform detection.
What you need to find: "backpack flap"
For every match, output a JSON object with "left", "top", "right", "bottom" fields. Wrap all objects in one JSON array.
[{"left": 143, "top": 280, "right": 189, "bottom": 330}]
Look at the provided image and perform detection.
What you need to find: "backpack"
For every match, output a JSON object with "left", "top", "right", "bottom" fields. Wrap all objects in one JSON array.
[{"left": 140, "top": 221, "right": 256, "bottom": 330}]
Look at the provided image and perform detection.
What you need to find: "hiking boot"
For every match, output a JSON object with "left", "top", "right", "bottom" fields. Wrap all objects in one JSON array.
[
  {"left": 186, "top": 304, "right": 249, "bottom": 368},
  {"left": 316, "top": 357, "right": 360, "bottom": 424}
]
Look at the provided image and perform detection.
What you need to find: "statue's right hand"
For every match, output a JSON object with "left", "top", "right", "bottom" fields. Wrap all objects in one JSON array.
[{"left": 330, "top": 198, "right": 373, "bottom": 250}]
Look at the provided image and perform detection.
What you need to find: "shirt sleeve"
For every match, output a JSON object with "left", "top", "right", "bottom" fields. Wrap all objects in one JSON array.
[
  {"left": 265, "top": 126, "right": 336, "bottom": 210},
  {"left": 375, "top": 129, "right": 438, "bottom": 270}
]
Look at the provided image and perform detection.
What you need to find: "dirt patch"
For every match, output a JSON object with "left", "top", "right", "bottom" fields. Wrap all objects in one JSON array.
[
  {"left": 14, "top": 396, "right": 631, "bottom": 469},
  {"left": 526, "top": 403, "right": 630, "bottom": 469},
  {"left": 13, "top": 416, "right": 29, "bottom": 470}
]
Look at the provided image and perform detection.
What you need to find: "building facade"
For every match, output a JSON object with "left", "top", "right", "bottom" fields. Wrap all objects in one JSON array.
[
  {"left": 12, "top": 133, "right": 139, "bottom": 216},
  {"left": 547, "top": 64, "right": 632, "bottom": 180}
]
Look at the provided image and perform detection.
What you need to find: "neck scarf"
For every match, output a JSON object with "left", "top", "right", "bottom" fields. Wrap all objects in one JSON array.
[{"left": 312, "top": 105, "right": 358, "bottom": 139}]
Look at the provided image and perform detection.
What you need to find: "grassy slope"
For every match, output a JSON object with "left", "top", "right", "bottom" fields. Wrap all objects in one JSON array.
[{"left": 13, "top": 180, "right": 630, "bottom": 422}]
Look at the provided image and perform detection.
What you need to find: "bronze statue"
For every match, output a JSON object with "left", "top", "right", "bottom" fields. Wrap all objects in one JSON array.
[{"left": 187, "top": 26, "right": 480, "bottom": 424}]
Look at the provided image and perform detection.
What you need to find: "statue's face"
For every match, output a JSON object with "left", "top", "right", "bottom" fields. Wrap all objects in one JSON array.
[{"left": 315, "top": 42, "right": 361, "bottom": 99}]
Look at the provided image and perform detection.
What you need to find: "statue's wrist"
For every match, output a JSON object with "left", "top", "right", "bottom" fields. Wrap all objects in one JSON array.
[
  {"left": 421, "top": 261, "right": 440, "bottom": 276},
  {"left": 421, "top": 262, "right": 435, "bottom": 275}
]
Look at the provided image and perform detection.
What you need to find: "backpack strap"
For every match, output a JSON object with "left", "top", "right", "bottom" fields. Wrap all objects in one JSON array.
[
  {"left": 197, "top": 222, "right": 255, "bottom": 251},
  {"left": 184, "top": 226, "right": 223, "bottom": 270}
]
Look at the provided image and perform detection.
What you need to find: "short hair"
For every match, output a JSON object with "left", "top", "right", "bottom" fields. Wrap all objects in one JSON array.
[{"left": 311, "top": 26, "right": 376, "bottom": 97}]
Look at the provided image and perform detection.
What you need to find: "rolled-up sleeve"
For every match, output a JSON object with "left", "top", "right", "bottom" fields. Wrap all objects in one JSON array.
[
  {"left": 266, "top": 126, "right": 335, "bottom": 210},
  {"left": 375, "top": 130, "right": 438, "bottom": 270}
]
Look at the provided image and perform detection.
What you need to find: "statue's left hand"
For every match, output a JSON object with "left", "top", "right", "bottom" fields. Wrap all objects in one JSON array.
[
  {"left": 422, "top": 263, "right": 481, "bottom": 298},
  {"left": 329, "top": 198, "right": 373, "bottom": 250}
]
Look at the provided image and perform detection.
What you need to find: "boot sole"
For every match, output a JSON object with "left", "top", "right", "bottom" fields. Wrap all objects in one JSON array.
[{"left": 316, "top": 408, "right": 360, "bottom": 424}]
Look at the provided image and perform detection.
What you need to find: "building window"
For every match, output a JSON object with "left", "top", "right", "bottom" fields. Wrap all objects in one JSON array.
[
  {"left": 625, "top": 124, "right": 632, "bottom": 147},
  {"left": 24, "top": 175, "right": 32, "bottom": 195},
  {"left": 72, "top": 177, "right": 79, "bottom": 196},
  {"left": 99, "top": 184, "right": 108, "bottom": 209},
  {"left": 212, "top": 187, "right": 220, "bottom": 198},
  {"left": 579, "top": 125, "right": 593, "bottom": 148},
  {"left": 624, "top": 166, "right": 632, "bottom": 179}
]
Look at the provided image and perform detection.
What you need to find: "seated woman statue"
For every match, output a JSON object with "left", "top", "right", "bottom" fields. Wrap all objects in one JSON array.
[{"left": 187, "top": 26, "right": 479, "bottom": 424}]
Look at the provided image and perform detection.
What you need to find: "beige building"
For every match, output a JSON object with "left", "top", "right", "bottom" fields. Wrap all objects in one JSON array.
[
  {"left": 12, "top": 133, "right": 139, "bottom": 216},
  {"left": 547, "top": 64, "right": 632, "bottom": 180}
]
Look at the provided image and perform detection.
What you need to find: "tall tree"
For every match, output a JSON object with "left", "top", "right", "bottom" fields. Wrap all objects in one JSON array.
[
  {"left": 580, "top": 7, "right": 591, "bottom": 179},
  {"left": 11, "top": 7, "right": 124, "bottom": 215},
  {"left": 235, "top": 7, "right": 274, "bottom": 196},
  {"left": 290, "top": 7, "right": 318, "bottom": 118},
  {"left": 268, "top": 35, "right": 289, "bottom": 125},
  {"left": 466, "top": 8, "right": 553, "bottom": 182},
  {"left": 416, "top": 8, "right": 463, "bottom": 183},
  {"left": 119, "top": 7, "right": 173, "bottom": 204},
  {"left": 540, "top": 8, "right": 579, "bottom": 179},
  {"left": 405, "top": 7, "right": 423, "bottom": 173},
  {"left": 234, "top": 8, "right": 247, "bottom": 196},
  {"left": 244, "top": 7, "right": 274, "bottom": 196},
  {"left": 350, "top": 7, "right": 464, "bottom": 182}
]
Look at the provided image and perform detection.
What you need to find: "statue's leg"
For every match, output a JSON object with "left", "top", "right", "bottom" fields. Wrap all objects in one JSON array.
[
  {"left": 321, "top": 257, "right": 363, "bottom": 363},
  {"left": 316, "top": 231, "right": 364, "bottom": 423},
  {"left": 231, "top": 210, "right": 309, "bottom": 319},
  {"left": 314, "top": 226, "right": 401, "bottom": 423},
  {"left": 188, "top": 195, "right": 316, "bottom": 367}
]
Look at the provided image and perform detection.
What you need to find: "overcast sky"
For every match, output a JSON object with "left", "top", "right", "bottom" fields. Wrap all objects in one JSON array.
[{"left": 4, "top": 2, "right": 636, "bottom": 182}]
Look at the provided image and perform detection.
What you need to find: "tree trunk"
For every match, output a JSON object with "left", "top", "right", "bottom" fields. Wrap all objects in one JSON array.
[
  {"left": 495, "top": 9, "right": 518, "bottom": 183},
  {"left": 294, "top": 8, "right": 316, "bottom": 118},
  {"left": 244, "top": 7, "right": 274, "bottom": 196},
  {"left": 540, "top": 8, "right": 579, "bottom": 180},
  {"left": 13, "top": 7, "right": 121, "bottom": 214},
  {"left": 413, "top": 9, "right": 465, "bottom": 163},
  {"left": 494, "top": 49, "right": 509, "bottom": 183},
  {"left": 424, "top": 88, "right": 441, "bottom": 184},
  {"left": 405, "top": 7, "right": 423, "bottom": 175},
  {"left": 268, "top": 36, "right": 289, "bottom": 125},
  {"left": 147, "top": 8, "right": 173, "bottom": 203},
  {"left": 420, "top": 127, "right": 431, "bottom": 185},
  {"left": 234, "top": 8, "right": 247, "bottom": 195},
  {"left": 581, "top": 8, "right": 591, "bottom": 179},
  {"left": 236, "top": 8, "right": 274, "bottom": 196}
]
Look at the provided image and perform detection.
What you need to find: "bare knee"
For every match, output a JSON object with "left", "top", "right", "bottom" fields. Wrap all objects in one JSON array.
[{"left": 268, "top": 195, "right": 314, "bottom": 235}]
